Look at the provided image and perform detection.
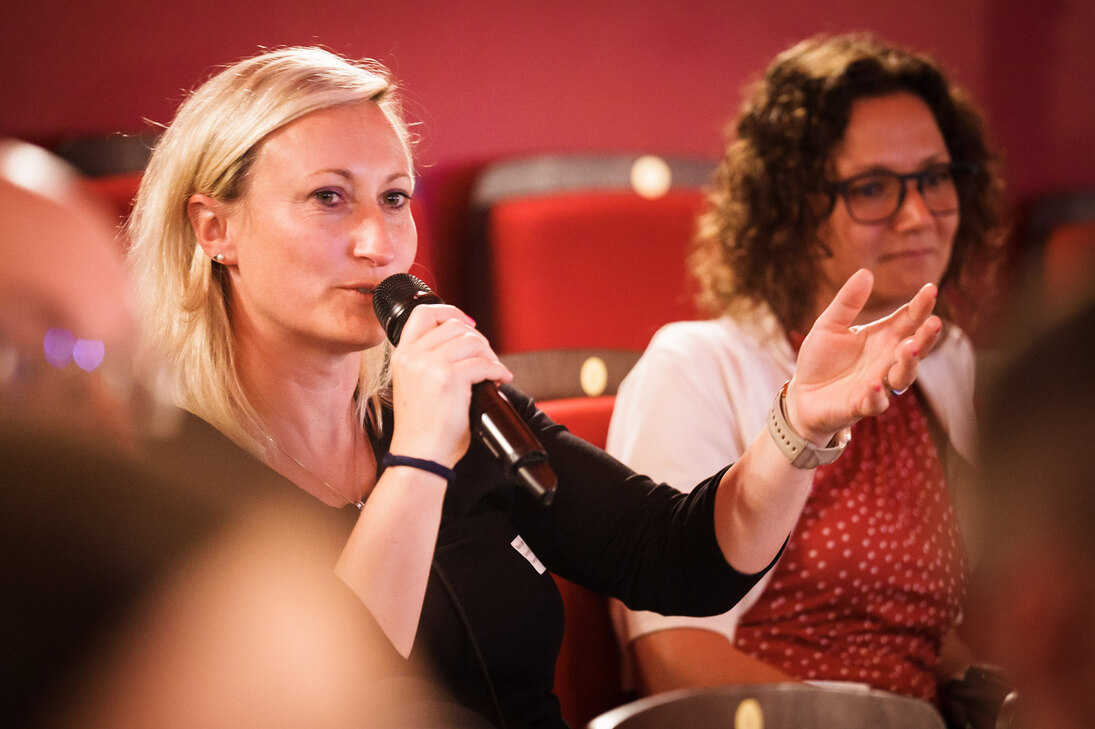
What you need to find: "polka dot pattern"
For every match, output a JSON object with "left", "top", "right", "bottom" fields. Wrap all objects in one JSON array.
[{"left": 734, "top": 389, "right": 967, "bottom": 702}]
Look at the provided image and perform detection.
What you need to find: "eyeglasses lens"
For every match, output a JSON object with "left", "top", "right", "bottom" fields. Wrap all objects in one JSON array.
[{"left": 844, "top": 165, "right": 961, "bottom": 224}]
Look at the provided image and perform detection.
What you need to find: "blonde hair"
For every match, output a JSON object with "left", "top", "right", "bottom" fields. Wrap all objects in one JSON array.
[{"left": 127, "top": 46, "right": 411, "bottom": 456}]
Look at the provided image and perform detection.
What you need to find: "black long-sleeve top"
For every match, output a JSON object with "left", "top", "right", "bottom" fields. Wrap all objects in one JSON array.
[{"left": 371, "top": 386, "right": 774, "bottom": 728}]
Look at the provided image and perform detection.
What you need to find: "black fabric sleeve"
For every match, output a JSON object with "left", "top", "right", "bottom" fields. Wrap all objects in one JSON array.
[{"left": 504, "top": 386, "right": 778, "bottom": 617}]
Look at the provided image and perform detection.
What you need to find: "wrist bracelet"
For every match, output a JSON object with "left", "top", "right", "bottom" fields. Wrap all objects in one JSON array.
[
  {"left": 766, "top": 381, "right": 851, "bottom": 469},
  {"left": 381, "top": 453, "right": 457, "bottom": 485}
]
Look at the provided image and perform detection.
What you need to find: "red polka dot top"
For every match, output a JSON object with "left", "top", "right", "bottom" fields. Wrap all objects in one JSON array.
[{"left": 733, "top": 387, "right": 968, "bottom": 702}]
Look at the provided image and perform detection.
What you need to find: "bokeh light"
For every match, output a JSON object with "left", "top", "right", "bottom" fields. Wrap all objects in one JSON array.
[
  {"left": 630, "top": 155, "right": 672, "bottom": 199},
  {"left": 43, "top": 328, "right": 75, "bottom": 368},
  {"left": 42, "top": 328, "right": 105, "bottom": 371},
  {"left": 73, "top": 338, "right": 106, "bottom": 372}
]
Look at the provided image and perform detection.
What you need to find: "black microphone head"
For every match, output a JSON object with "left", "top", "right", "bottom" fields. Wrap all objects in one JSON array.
[{"left": 372, "top": 273, "right": 443, "bottom": 345}]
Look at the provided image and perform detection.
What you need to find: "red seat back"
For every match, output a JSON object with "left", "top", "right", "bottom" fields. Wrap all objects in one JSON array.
[
  {"left": 538, "top": 395, "right": 616, "bottom": 447},
  {"left": 538, "top": 395, "right": 628, "bottom": 728},
  {"left": 1023, "top": 190, "right": 1095, "bottom": 316},
  {"left": 1042, "top": 219, "right": 1095, "bottom": 306},
  {"left": 80, "top": 171, "right": 143, "bottom": 226},
  {"left": 469, "top": 154, "right": 714, "bottom": 354},
  {"left": 486, "top": 189, "right": 704, "bottom": 353}
]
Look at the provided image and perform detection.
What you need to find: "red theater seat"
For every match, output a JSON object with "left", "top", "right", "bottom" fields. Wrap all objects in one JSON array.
[
  {"left": 471, "top": 154, "right": 714, "bottom": 354},
  {"left": 509, "top": 346, "right": 643, "bottom": 728},
  {"left": 487, "top": 191, "right": 704, "bottom": 352},
  {"left": 81, "top": 171, "right": 143, "bottom": 224},
  {"left": 1042, "top": 220, "right": 1095, "bottom": 302},
  {"left": 538, "top": 394, "right": 628, "bottom": 728},
  {"left": 538, "top": 395, "right": 616, "bottom": 451},
  {"left": 56, "top": 134, "right": 153, "bottom": 228},
  {"left": 1023, "top": 190, "right": 1095, "bottom": 314}
]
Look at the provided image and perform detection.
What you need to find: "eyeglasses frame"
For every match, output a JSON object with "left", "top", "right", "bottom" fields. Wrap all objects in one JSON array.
[{"left": 826, "top": 162, "right": 978, "bottom": 225}]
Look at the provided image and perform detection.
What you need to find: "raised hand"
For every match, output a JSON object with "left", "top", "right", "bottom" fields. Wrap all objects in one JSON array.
[
  {"left": 787, "top": 269, "right": 942, "bottom": 443},
  {"left": 387, "top": 303, "right": 512, "bottom": 467}
]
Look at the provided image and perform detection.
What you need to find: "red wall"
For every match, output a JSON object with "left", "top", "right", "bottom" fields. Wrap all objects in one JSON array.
[{"left": 4, "top": 0, "right": 1093, "bottom": 304}]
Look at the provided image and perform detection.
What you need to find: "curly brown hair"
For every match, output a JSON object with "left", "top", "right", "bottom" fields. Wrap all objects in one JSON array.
[{"left": 690, "top": 33, "right": 1007, "bottom": 333}]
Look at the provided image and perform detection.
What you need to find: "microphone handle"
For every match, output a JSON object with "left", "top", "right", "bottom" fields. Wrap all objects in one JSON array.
[
  {"left": 370, "top": 272, "right": 556, "bottom": 505},
  {"left": 471, "top": 382, "right": 556, "bottom": 505}
]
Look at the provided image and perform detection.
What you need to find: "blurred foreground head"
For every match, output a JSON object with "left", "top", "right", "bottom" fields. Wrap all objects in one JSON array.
[
  {"left": 4, "top": 421, "right": 458, "bottom": 729},
  {"left": 0, "top": 139, "right": 165, "bottom": 440},
  {"left": 0, "top": 140, "right": 471, "bottom": 729},
  {"left": 972, "top": 298, "right": 1095, "bottom": 729}
]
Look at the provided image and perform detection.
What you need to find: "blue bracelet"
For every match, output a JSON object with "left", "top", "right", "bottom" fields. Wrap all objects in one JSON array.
[{"left": 381, "top": 453, "right": 457, "bottom": 485}]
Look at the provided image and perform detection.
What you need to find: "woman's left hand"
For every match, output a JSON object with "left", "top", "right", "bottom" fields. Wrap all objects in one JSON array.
[{"left": 786, "top": 268, "right": 942, "bottom": 443}]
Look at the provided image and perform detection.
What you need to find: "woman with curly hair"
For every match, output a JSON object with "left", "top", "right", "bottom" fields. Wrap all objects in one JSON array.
[{"left": 608, "top": 32, "right": 1008, "bottom": 709}]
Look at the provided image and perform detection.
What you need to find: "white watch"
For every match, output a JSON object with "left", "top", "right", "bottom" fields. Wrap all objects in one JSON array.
[{"left": 767, "top": 381, "right": 851, "bottom": 469}]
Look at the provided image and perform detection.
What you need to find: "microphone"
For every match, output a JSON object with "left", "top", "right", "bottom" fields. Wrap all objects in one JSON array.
[{"left": 373, "top": 273, "right": 556, "bottom": 505}]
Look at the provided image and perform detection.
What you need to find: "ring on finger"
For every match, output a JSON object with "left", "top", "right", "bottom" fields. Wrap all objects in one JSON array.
[{"left": 882, "top": 374, "right": 908, "bottom": 397}]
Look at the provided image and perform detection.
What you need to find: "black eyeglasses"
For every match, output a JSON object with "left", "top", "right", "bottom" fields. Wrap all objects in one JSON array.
[{"left": 827, "top": 162, "right": 976, "bottom": 225}]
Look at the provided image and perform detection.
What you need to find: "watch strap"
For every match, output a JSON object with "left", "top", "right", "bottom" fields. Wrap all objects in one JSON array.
[{"left": 767, "top": 381, "right": 851, "bottom": 469}]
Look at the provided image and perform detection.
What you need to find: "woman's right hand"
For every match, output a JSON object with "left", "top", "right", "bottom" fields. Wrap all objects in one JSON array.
[
  {"left": 341, "top": 302, "right": 509, "bottom": 658},
  {"left": 787, "top": 269, "right": 941, "bottom": 444},
  {"left": 386, "top": 303, "right": 512, "bottom": 468}
]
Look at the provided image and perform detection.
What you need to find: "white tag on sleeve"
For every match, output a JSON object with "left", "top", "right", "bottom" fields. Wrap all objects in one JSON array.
[{"left": 510, "top": 535, "right": 546, "bottom": 574}]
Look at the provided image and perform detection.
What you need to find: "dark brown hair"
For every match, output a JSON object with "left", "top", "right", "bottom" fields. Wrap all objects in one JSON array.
[{"left": 690, "top": 33, "right": 1007, "bottom": 333}]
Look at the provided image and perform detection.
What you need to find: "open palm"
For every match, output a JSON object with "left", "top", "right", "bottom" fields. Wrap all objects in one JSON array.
[{"left": 789, "top": 269, "right": 943, "bottom": 442}]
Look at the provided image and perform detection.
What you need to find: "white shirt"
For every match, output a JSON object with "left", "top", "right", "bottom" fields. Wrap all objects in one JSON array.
[{"left": 606, "top": 305, "right": 977, "bottom": 649}]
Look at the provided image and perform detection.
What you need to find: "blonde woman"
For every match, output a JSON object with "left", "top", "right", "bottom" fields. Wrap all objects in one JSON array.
[{"left": 128, "top": 46, "right": 943, "bottom": 728}]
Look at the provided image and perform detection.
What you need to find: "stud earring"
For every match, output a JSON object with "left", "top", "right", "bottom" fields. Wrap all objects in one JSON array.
[{"left": 214, "top": 253, "right": 225, "bottom": 262}]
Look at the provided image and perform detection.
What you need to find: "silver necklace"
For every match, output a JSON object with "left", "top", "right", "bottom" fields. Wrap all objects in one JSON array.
[{"left": 266, "top": 427, "right": 365, "bottom": 510}]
